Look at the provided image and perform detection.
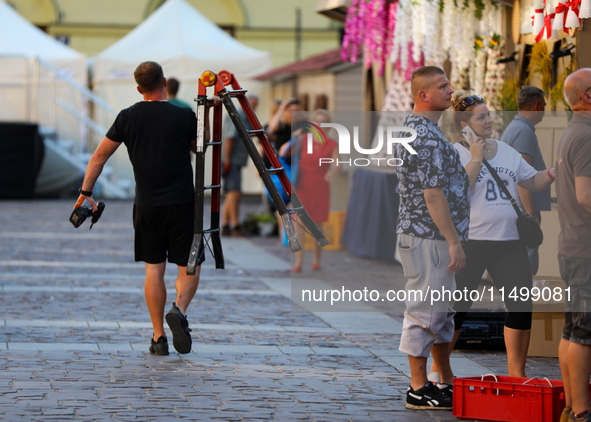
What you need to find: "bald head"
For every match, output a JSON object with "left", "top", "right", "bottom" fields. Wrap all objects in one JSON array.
[{"left": 564, "top": 68, "right": 591, "bottom": 110}]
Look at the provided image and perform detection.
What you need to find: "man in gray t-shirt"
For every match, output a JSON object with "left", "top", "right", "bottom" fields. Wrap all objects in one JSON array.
[
  {"left": 500, "top": 86, "right": 548, "bottom": 275},
  {"left": 556, "top": 68, "right": 591, "bottom": 422}
]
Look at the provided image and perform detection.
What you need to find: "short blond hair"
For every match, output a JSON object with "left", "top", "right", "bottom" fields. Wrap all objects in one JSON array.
[{"left": 411, "top": 66, "right": 445, "bottom": 97}]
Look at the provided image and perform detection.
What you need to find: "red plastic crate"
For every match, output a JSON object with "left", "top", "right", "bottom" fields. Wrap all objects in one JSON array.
[{"left": 453, "top": 375, "right": 566, "bottom": 422}]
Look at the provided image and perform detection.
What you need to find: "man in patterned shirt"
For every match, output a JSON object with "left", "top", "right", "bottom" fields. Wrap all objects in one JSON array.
[{"left": 394, "top": 66, "right": 470, "bottom": 410}]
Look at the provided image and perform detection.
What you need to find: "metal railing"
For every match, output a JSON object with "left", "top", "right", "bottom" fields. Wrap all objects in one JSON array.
[
  {"left": 25, "top": 56, "right": 127, "bottom": 198},
  {"left": 32, "top": 57, "right": 118, "bottom": 155}
]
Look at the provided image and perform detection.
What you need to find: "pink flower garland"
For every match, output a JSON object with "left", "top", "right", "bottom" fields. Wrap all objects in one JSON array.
[
  {"left": 386, "top": 1, "right": 395, "bottom": 64},
  {"left": 341, "top": 0, "right": 397, "bottom": 76},
  {"left": 364, "top": 0, "right": 385, "bottom": 73},
  {"left": 342, "top": 0, "right": 363, "bottom": 63}
]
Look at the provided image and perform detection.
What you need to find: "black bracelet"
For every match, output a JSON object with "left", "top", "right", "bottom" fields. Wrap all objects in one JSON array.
[{"left": 79, "top": 188, "right": 92, "bottom": 196}]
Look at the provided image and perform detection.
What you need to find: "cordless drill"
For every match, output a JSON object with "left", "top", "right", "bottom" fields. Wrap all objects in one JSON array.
[{"left": 70, "top": 201, "right": 105, "bottom": 229}]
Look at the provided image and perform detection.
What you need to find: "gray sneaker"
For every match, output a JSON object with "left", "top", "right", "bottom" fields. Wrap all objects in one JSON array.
[{"left": 165, "top": 302, "right": 192, "bottom": 354}]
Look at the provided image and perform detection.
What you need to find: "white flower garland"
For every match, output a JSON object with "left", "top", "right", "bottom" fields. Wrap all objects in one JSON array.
[
  {"left": 422, "top": 0, "right": 443, "bottom": 66},
  {"left": 458, "top": 2, "right": 476, "bottom": 73},
  {"left": 387, "top": 0, "right": 504, "bottom": 91},
  {"left": 412, "top": 0, "right": 425, "bottom": 63},
  {"left": 391, "top": 0, "right": 412, "bottom": 70},
  {"left": 451, "top": 59, "right": 462, "bottom": 87},
  {"left": 441, "top": 0, "right": 456, "bottom": 54},
  {"left": 481, "top": 0, "right": 497, "bottom": 35},
  {"left": 473, "top": 49, "right": 488, "bottom": 94}
]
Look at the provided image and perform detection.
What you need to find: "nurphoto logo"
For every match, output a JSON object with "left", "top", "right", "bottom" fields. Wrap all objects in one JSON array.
[
  {"left": 309, "top": 123, "right": 418, "bottom": 167},
  {"left": 303, "top": 121, "right": 328, "bottom": 147}
]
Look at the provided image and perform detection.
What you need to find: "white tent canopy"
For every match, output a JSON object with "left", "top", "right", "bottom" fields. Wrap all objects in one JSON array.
[
  {"left": 93, "top": 0, "right": 271, "bottom": 79},
  {"left": 91, "top": 0, "right": 272, "bottom": 105},
  {"left": 90, "top": 0, "right": 272, "bottom": 193},
  {"left": 0, "top": 0, "right": 85, "bottom": 70},
  {"left": 0, "top": 0, "right": 86, "bottom": 125}
]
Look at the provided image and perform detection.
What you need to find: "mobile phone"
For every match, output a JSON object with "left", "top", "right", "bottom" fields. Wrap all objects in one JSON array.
[{"left": 461, "top": 125, "right": 477, "bottom": 143}]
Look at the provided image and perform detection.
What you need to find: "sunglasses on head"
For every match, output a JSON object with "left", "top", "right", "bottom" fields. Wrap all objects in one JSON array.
[{"left": 455, "top": 95, "right": 484, "bottom": 112}]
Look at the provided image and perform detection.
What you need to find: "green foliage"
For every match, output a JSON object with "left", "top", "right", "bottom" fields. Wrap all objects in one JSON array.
[
  {"left": 241, "top": 213, "right": 277, "bottom": 236},
  {"left": 473, "top": 0, "right": 485, "bottom": 19},
  {"left": 489, "top": 33, "right": 501, "bottom": 49},
  {"left": 475, "top": 35, "right": 485, "bottom": 52}
]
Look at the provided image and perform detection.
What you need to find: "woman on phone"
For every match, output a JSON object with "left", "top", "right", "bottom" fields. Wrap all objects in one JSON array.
[{"left": 430, "top": 92, "right": 555, "bottom": 381}]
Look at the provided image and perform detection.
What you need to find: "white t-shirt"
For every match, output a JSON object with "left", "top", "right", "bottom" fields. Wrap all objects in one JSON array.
[{"left": 454, "top": 140, "right": 538, "bottom": 241}]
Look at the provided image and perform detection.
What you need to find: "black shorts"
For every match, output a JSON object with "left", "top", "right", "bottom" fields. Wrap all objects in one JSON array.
[
  {"left": 133, "top": 201, "right": 205, "bottom": 267},
  {"left": 453, "top": 240, "right": 532, "bottom": 331}
]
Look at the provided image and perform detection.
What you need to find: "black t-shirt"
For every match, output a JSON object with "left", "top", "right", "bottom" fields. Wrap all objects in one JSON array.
[{"left": 106, "top": 101, "right": 196, "bottom": 207}]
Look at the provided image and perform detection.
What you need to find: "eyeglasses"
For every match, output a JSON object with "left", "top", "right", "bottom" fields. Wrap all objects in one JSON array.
[{"left": 455, "top": 95, "right": 484, "bottom": 112}]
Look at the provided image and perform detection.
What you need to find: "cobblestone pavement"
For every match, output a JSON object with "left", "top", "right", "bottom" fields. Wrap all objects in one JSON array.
[{"left": 0, "top": 199, "right": 562, "bottom": 421}]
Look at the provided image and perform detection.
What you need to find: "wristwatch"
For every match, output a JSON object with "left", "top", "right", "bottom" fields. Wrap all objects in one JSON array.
[{"left": 79, "top": 188, "right": 93, "bottom": 196}]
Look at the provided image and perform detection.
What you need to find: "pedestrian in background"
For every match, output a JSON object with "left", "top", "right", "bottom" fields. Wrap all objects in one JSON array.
[
  {"left": 394, "top": 65, "right": 469, "bottom": 411},
  {"left": 501, "top": 85, "right": 549, "bottom": 275},
  {"left": 266, "top": 98, "right": 300, "bottom": 156},
  {"left": 279, "top": 110, "right": 339, "bottom": 272},
  {"left": 166, "top": 77, "right": 191, "bottom": 109},
  {"left": 74, "top": 61, "right": 216, "bottom": 356},
  {"left": 556, "top": 68, "right": 591, "bottom": 422},
  {"left": 221, "top": 93, "right": 259, "bottom": 237},
  {"left": 265, "top": 98, "right": 300, "bottom": 242}
]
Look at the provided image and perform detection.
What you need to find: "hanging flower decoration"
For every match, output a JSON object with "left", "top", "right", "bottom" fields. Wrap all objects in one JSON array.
[
  {"left": 475, "top": 35, "right": 485, "bottom": 52},
  {"left": 489, "top": 33, "right": 501, "bottom": 48},
  {"left": 565, "top": 0, "right": 582, "bottom": 27},
  {"left": 389, "top": 0, "right": 423, "bottom": 80},
  {"left": 340, "top": 0, "right": 511, "bottom": 90},
  {"left": 530, "top": 0, "right": 590, "bottom": 44},
  {"left": 441, "top": 0, "right": 456, "bottom": 53},
  {"left": 341, "top": 0, "right": 366, "bottom": 63},
  {"left": 458, "top": 1, "right": 477, "bottom": 72},
  {"left": 364, "top": 0, "right": 388, "bottom": 75},
  {"left": 421, "top": 0, "right": 444, "bottom": 66},
  {"left": 580, "top": 0, "right": 591, "bottom": 18},
  {"left": 390, "top": 0, "right": 413, "bottom": 72},
  {"left": 386, "top": 1, "right": 396, "bottom": 63}
]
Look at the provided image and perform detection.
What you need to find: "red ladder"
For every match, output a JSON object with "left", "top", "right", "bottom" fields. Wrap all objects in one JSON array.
[{"left": 186, "top": 70, "right": 328, "bottom": 275}]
